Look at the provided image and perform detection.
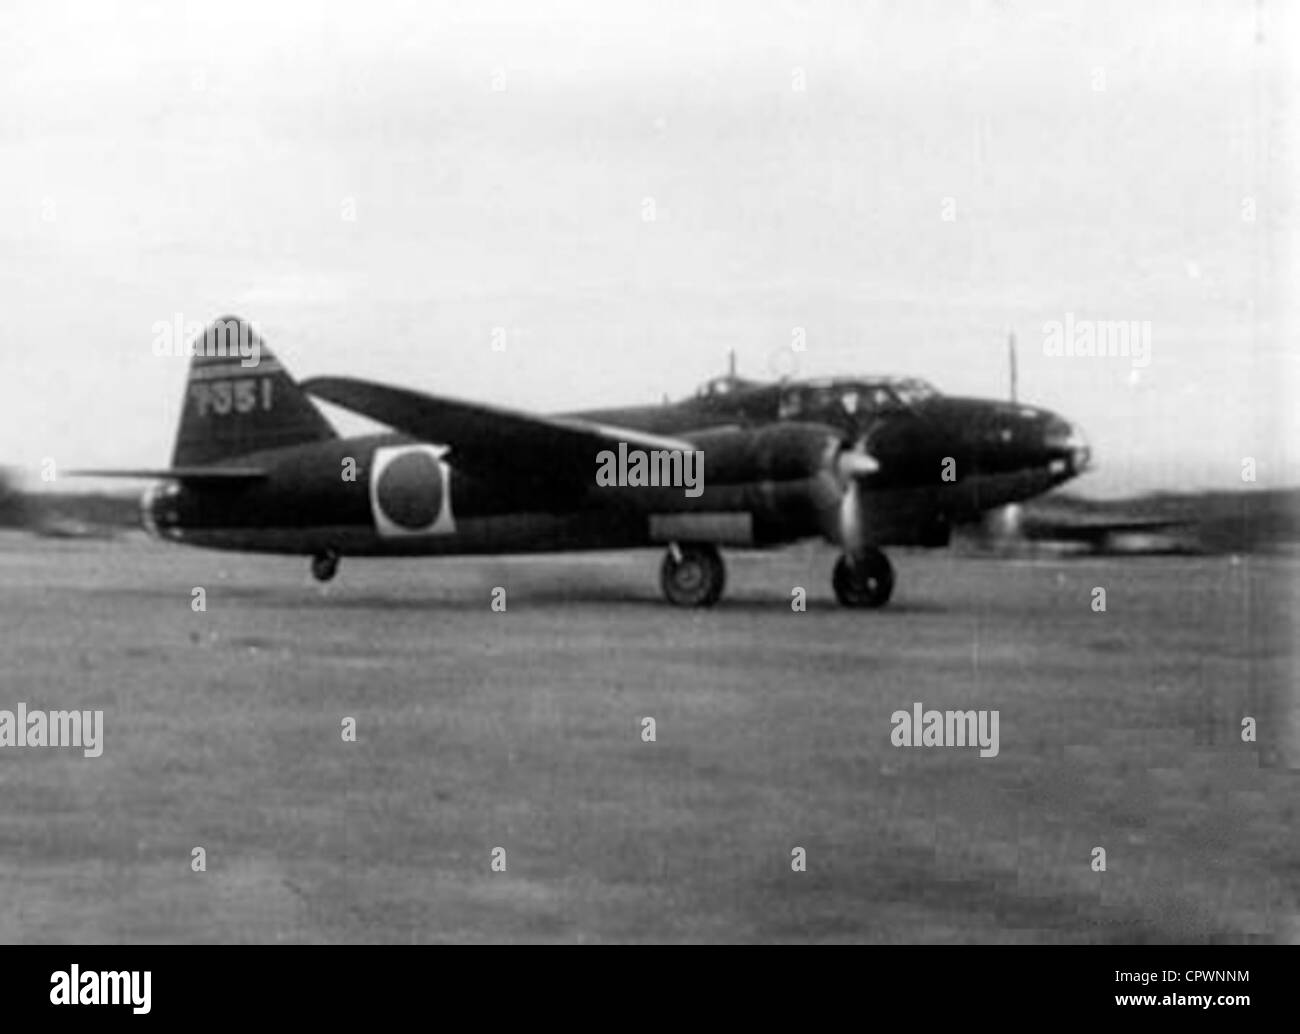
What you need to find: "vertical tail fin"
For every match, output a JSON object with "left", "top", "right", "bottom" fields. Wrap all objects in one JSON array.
[{"left": 171, "top": 316, "right": 336, "bottom": 467}]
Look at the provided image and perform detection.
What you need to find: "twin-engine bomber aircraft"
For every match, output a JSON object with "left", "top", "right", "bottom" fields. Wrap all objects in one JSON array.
[{"left": 78, "top": 317, "right": 1090, "bottom": 608}]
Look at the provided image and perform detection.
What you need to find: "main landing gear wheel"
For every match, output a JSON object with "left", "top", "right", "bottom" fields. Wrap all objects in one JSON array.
[
  {"left": 833, "top": 549, "right": 894, "bottom": 608},
  {"left": 660, "top": 543, "right": 725, "bottom": 608},
  {"left": 311, "top": 550, "right": 340, "bottom": 582}
]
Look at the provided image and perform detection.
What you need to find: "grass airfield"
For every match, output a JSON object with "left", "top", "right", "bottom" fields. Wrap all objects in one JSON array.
[{"left": 0, "top": 532, "right": 1294, "bottom": 943}]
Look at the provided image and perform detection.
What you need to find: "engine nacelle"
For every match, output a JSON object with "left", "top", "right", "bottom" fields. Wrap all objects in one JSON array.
[{"left": 687, "top": 422, "right": 842, "bottom": 487}]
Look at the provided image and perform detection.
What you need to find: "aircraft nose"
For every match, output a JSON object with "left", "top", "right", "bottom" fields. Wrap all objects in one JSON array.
[{"left": 1044, "top": 417, "right": 1090, "bottom": 475}]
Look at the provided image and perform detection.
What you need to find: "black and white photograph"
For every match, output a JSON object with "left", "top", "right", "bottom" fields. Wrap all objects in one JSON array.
[{"left": 0, "top": 0, "right": 1295, "bottom": 1007}]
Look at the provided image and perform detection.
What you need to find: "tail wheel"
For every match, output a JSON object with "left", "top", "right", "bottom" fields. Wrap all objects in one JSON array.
[
  {"left": 660, "top": 544, "right": 725, "bottom": 607},
  {"left": 833, "top": 549, "right": 893, "bottom": 608},
  {"left": 311, "top": 550, "right": 340, "bottom": 582}
]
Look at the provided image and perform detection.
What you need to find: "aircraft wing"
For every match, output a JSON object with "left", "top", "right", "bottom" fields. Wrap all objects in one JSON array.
[{"left": 302, "top": 376, "right": 697, "bottom": 485}]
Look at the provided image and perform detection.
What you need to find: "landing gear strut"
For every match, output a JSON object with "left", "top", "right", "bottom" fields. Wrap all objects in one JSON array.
[
  {"left": 660, "top": 543, "right": 725, "bottom": 607},
  {"left": 311, "top": 550, "right": 340, "bottom": 582},
  {"left": 833, "top": 548, "right": 894, "bottom": 608}
]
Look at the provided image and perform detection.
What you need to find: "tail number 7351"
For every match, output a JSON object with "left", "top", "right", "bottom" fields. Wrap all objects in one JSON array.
[{"left": 189, "top": 377, "right": 274, "bottom": 417}]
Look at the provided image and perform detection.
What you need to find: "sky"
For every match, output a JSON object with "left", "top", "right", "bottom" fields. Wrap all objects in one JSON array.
[{"left": 1, "top": 0, "right": 1295, "bottom": 497}]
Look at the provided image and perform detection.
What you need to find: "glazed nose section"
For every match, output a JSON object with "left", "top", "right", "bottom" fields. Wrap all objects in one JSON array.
[{"left": 1044, "top": 416, "right": 1090, "bottom": 475}]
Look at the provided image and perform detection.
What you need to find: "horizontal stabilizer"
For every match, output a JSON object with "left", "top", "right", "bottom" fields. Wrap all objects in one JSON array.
[{"left": 68, "top": 468, "right": 267, "bottom": 483}]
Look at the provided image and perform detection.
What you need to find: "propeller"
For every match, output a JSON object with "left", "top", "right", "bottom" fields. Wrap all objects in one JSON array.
[
  {"left": 821, "top": 435, "right": 879, "bottom": 554},
  {"left": 996, "top": 502, "right": 1024, "bottom": 537},
  {"left": 981, "top": 502, "right": 1024, "bottom": 553}
]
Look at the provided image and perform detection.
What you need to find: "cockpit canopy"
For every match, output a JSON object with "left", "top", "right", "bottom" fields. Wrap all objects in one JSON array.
[
  {"left": 775, "top": 376, "right": 940, "bottom": 422},
  {"left": 888, "top": 378, "right": 941, "bottom": 406},
  {"left": 694, "top": 375, "right": 765, "bottom": 400},
  {"left": 688, "top": 372, "right": 941, "bottom": 431}
]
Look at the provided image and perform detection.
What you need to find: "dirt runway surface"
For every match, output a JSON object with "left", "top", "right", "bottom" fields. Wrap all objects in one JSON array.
[{"left": 0, "top": 533, "right": 1294, "bottom": 942}]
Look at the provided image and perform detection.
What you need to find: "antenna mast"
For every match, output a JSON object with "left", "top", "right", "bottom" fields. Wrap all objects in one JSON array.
[{"left": 1008, "top": 329, "right": 1018, "bottom": 402}]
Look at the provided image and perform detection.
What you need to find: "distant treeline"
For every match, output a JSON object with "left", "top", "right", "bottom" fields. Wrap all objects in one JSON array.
[
  {"left": 0, "top": 469, "right": 28, "bottom": 527},
  {"left": 28, "top": 492, "right": 141, "bottom": 533},
  {"left": 1032, "top": 489, "right": 1300, "bottom": 554},
  {"left": 0, "top": 469, "right": 139, "bottom": 535}
]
